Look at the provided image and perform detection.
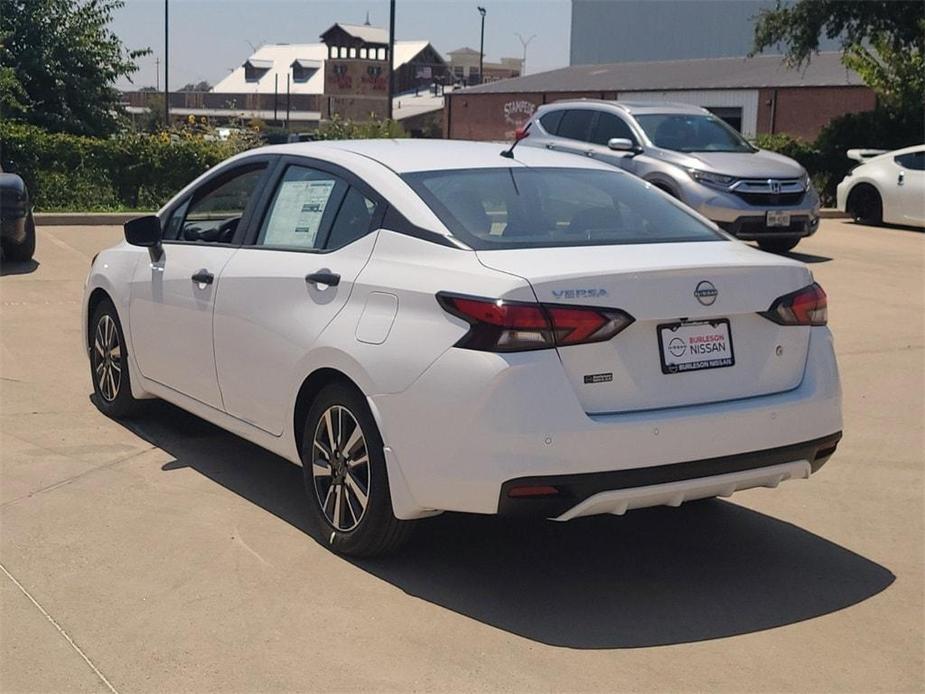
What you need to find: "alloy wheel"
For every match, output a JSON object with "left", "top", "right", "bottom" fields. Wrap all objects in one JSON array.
[
  {"left": 93, "top": 314, "right": 122, "bottom": 402},
  {"left": 311, "top": 405, "right": 371, "bottom": 532}
]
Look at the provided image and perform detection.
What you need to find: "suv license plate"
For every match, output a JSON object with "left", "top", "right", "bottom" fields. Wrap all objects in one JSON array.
[
  {"left": 658, "top": 319, "right": 735, "bottom": 375},
  {"left": 767, "top": 210, "right": 791, "bottom": 227}
]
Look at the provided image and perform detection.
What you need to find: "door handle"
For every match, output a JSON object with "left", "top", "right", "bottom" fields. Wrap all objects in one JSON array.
[
  {"left": 305, "top": 271, "right": 340, "bottom": 287},
  {"left": 898, "top": 171, "right": 905, "bottom": 186},
  {"left": 191, "top": 269, "right": 214, "bottom": 285}
]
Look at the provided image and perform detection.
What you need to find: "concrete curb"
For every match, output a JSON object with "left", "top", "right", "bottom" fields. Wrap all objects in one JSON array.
[
  {"left": 819, "top": 208, "right": 848, "bottom": 219},
  {"left": 35, "top": 212, "right": 151, "bottom": 226}
]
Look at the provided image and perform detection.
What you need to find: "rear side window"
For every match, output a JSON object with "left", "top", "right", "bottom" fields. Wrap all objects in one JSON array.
[
  {"left": 590, "top": 113, "right": 636, "bottom": 146},
  {"left": 325, "top": 187, "right": 379, "bottom": 249},
  {"left": 894, "top": 152, "right": 925, "bottom": 171},
  {"left": 539, "top": 110, "right": 564, "bottom": 135},
  {"left": 403, "top": 167, "right": 724, "bottom": 250},
  {"left": 257, "top": 165, "right": 344, "bottom": 249},
  {"left": 556, "top": 110, "right": 595, "bottom": 142}
]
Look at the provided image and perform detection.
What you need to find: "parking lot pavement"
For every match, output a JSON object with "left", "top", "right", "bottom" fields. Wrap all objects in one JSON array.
[{"left": 0, "top": 220, "right": 922, "bottom": 692}]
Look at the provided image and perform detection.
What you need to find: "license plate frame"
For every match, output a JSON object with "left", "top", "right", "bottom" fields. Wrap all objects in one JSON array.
[
  {"left": 766, "top": 210, "right": 791, "bottom": 227},
  {"left": 657, "top": 319, "right": 735, "bottom": 375}
]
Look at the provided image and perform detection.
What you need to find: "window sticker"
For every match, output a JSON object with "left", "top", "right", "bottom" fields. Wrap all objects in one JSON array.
[{"left": 262, "top": 178, "right": 336, "bottom": 248}]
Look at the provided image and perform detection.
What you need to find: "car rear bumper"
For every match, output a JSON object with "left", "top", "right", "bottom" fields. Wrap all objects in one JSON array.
[
  {"left": 498, "top": 432, "right": 841, "bottom": 518},
  {"left": 372, "top": 326, "right": 842, "bottom": 519}
]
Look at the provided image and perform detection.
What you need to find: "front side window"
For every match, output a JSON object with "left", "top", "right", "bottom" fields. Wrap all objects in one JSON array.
[
  {"left": 590, "top": 112, "right": 636, "bottom": 146},
  {"left": 173, "top": 165, "right": 266, "bottom": 243},
  {"left": 404, "top": 167, "right": 724, "bottom": 250},
  {"left": 635, "top": 113, "right": 755, "bottom": 153},
  {"left": 895, "top": 152, "right": 925, "bottom": 171}
]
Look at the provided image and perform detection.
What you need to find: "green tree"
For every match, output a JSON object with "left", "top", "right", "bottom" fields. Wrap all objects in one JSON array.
[
  {"left": 0, "top": 0, "right": 148, "bottom": 135},
  {"left": 752, "top": 1, "right": 925, "bottom": 109}
]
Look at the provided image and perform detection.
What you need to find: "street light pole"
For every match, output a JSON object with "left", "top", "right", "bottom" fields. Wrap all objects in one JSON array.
[
  {"left": 164, "top": 0, "right": 169, "bottom": 126},
  {"left": 477, "top": 6, "right": 486, "bottom": 85},
  {"left": 387, "top": 0, "right": 395, "bottom": 120},
  {"left": 514, "top": 32, "right": 536, "bottom": 76}
]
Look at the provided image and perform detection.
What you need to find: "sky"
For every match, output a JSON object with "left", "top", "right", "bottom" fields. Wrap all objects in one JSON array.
[{"left": 112, "top": 0, "right": 572, "bottom": 90}]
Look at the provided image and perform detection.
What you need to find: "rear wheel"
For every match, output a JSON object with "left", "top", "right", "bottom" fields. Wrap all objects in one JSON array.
[
  {"left": 90, "top": 299, "right": 142, "bottom": 418},
  {"left": 757, "top": 237, "right": 800, "bottom": 254},
  {"left": 848, "top": 184, "right": 883, "bottom": 225},
  {"left": 4, "top": 211, "right": 35, "bottom": 262},
  {"left": 300, "top": 382, "right": 413, "bottom": 557}
]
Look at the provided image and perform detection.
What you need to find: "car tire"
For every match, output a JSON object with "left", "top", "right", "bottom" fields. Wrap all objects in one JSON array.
[
  {"left": 4, "top": 211, "right": 36, "bottom": 262},
  {"left": 757, "top": 237, "right": 800, "bottom": 254},
  {"left": 300, "top": 382, "right": 414, "bottom": 557},
  {"left": 89, "top": 298, "right": 143, "bottom": 419},
  {"left": 848, "top": 184, "right": 883, "bottom": 225}
]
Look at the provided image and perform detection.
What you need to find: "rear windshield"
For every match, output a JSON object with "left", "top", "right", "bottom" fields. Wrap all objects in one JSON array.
[{"left": 402, "top": 167, "right": 724, "bottom": 250}]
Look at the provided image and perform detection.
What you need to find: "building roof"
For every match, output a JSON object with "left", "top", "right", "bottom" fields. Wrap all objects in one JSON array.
[
  {"left": 327, "top": 22, "right": 389, "bottom": 45},
  {"left": 447, "top": 47, "right": 481, "bottom": 56},
  {"left": 213, "top": 40, "right": 437, "bottom": 96},
  {"left": 455, "top": 52, "right": 864, "bottom": 93}
]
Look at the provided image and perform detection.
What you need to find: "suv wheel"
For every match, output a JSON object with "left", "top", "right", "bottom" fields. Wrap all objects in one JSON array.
[
  {"left": 757, "top": 237, "right": 800, "bottom": 254},
  {"left": 300, "top": 382, "right": 413, "bottom": 557},
  {"left": 4, "top": 211, "right": 36, "bottom": 262}
]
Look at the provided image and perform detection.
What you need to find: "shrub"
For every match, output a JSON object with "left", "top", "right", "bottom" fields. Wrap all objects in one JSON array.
[
  {"left": 316, "top": 115, "right": 406, "bottom": 141},
  {"left": 0, "top": 122, "right": 257, "bottom": 211},
  {"left": 755, "top": 107, "right": 925, "bottom": 205}
]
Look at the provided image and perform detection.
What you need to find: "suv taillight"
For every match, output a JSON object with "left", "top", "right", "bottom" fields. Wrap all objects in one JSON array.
[
  {"left": 760, "top": 282, "right": 827, "bottom": 326},
  {"left": 437, "top": 293, "right": 634, "bottom": 352}
]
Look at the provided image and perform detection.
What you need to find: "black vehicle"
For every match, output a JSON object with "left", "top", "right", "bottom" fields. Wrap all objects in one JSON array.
[{"left": 0, "top": 167, "right": 36, "bottom": 262}]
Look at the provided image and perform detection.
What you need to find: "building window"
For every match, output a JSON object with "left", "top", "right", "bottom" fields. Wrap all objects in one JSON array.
[
  {"left": 359, "top": 47, "right": 367, "bottom": 59},
  {"left": 377, "top": 47, "right": 386, "bottom": 60},
  {"left": 349, "top": 47, "right": 357, "bottom": 58},
  {"left": 706, "top": 106, "right": 744, "bottom": 133}
]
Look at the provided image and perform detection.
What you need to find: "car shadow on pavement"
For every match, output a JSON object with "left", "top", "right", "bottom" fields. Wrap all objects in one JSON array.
[
  {"left": 0, "top": 258, "right": 39, "bottom": 276},
  {"left": 783, "top": 250, "right": 832, "bottom": 264},
  {"left": 129, "top": 399, "right": 894, "bottom": 650}
]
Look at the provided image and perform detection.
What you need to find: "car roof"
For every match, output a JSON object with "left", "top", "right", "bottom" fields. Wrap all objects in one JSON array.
[
  {"left": 254, "top": 139, "right": 618, "bottom": 174},
  {"left": 538, "top": 99, "right": 709, "bottom": 116}
]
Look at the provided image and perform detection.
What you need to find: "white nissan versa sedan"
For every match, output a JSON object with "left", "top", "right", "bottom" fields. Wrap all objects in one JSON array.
[{"left": 83, "top": 140, "right": 842, "bottom": 556}]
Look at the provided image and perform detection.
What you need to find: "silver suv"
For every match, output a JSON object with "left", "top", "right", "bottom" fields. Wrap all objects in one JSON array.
[{"left": 521, "top": 101, "right": 820, "bottom": 253}]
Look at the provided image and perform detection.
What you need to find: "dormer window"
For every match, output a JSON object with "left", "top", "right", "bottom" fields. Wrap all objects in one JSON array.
[
  {"left": 243, "top": 58, "right": 273, "bottom": 82},
  {"left": 291, "top": 58, "right": 321, "bottom": 83}
]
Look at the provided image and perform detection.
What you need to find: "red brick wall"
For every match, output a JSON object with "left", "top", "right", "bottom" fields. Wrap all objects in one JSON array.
[
  {"left": 446, "top": 93, "right": 545, "bottom": 140},
  {"left": 756, "top": 86, "right": 876, "bottom": 140},
  {"left": 448, "top": 86, "right": 877, "bottom": 142}
]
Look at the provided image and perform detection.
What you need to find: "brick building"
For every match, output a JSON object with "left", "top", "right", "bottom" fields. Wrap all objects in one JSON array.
[{"left": 444, "top": 52, "right": 876, "bottom": 142}]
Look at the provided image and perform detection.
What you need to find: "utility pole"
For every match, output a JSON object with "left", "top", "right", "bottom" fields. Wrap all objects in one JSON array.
[
  {"left": 477, "top": 6, "right": 486, "bottom": 84},
  {"left": 514, "top": 32, "right": 535, "bottom": 76},
  {"left": 164, "top": 0, "right": 169, "bottom": 126},
  {"left": 155, "top": 57, "right": 160, "bottom": 90},
  {"left": 387, "top": 0, "right": 395, "bottom": 121}
]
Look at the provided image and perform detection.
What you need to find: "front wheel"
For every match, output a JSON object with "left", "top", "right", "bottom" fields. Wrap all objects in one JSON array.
[
  {"left": 89, "top": 299, "right": 143, "bottom": 418},
  {"left": 3, "top": 211, "right": 36, "bottom": 262},
  {"left": 757, "top": 237, "right": 800, "bottom": 254},
  {"left": 301, "top": 383, "right": 413, "bottom": 557}
]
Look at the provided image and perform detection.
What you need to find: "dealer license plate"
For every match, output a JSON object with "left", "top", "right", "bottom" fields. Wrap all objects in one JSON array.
[
  {"left": 767, "top": 210, "right": 791, "bottom": 227},
  {"left": 657, "top": 319, "right": 735, "bottom": 375}
]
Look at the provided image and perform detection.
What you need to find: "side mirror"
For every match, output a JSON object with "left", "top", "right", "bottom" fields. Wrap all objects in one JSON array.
[
  {"left": 607, "top": 138, "right": 637, "bottom": 152},
  {"left": 124, "top": 215, "right": 163, "bottom": 261}
]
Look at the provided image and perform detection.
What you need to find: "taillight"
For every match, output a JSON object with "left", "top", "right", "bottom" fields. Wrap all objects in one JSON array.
[
  {"left": 760, "top": 282, "right": 827, "bottom": 326},
  {"left": 437, "top": 293, "right": 634, "bottom": 352}
]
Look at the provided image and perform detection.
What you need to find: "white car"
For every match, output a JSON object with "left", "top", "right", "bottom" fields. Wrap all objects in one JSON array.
[
  {"left": 83, "top": 140, "right": 843, "bottom": 556},
  {"left": 837, "top": 144, "right": 925, "bottom": 227}
]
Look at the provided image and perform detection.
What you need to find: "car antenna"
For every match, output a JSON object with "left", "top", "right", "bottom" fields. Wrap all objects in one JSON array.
[{"left": 500, "top": 121, "right": 532, "bottom": 159}]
